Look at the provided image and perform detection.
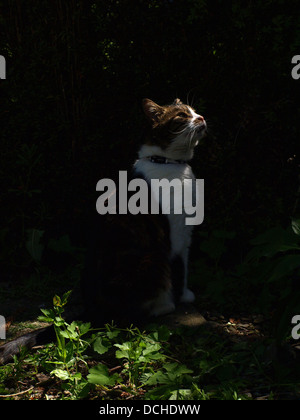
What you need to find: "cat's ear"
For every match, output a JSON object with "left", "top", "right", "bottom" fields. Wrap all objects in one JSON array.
[
  {"left": 142, "top": 99, "right": 163, "bottom": 123},
  {"left": 173, "top": 98, "right": 182, "bottom": 105}
]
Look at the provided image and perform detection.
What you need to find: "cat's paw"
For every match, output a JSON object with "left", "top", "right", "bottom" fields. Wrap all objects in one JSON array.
[
  {"left": 149, "top": 302, "right": 176, "bottom": 317},
  {"left": 180, "top": 288, "right": 195, "bottom": 303}
]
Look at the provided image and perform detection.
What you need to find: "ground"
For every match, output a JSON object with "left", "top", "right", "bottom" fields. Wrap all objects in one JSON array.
[{"left": 1, "top": 284, "right": 299, "bottom": 401}]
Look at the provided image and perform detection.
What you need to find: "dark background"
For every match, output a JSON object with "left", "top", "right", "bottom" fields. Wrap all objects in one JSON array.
[{"left": 0, "top": 0, "right": 300, "bottom": 335}]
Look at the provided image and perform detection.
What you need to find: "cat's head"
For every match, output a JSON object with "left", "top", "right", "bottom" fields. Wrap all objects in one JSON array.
[{"left": 140, "top": 98, "right": 207, "bottom": 161}]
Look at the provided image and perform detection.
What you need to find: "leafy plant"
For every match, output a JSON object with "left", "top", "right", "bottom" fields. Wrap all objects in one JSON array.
[
  {"left": 37, "top": 291, "right": 92, "bottom": 398},
  {"left": 87, "top": 364, "right": 119, "bottom": 387},
  {"left": 242, "top": 221, "right": 300, "bottom": 314},
  {"left": 31, "top": 293, "right": 176, "bottom": 398},
  {"left": 114, "top": 336, "right": 164, "bottom": 388},
  {"left": 142, "top": 362, "right": 193, "bottom": 400}
]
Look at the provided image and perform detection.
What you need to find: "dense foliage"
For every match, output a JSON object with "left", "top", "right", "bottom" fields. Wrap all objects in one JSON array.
[
  {"left": 0, "top": 292, "right": 299, "bottom": 400},
  {"left": 0, "top": 0, "right": 300, "bottom": 399}
]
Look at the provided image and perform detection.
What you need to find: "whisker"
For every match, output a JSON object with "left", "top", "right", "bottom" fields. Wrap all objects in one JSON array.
[
  {"left": 169, "top": 129, "right": 186, "bottom": 135},
  {"left": 186, "top": 91, "right": 191, "bottom": 107},
  {"left": 169, "top": 124, "right": 189, "bottom": 135},
  {"left": 186, "top": 89, "right": 197, "bottom": 108}
]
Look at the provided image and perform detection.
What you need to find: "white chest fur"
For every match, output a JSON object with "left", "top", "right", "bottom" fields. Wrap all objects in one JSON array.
[{"left": 133, "top": 156, "right": 195, "bottom": 258}]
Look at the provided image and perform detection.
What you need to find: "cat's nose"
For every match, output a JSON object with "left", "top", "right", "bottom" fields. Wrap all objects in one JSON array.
[{"left": 196, "top": 115, "right": 204, "bottom": 122}]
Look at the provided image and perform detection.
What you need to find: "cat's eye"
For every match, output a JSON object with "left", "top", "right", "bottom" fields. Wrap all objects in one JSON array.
[{"left": 177, "top": 112, "right": 187, "bottom": 118}]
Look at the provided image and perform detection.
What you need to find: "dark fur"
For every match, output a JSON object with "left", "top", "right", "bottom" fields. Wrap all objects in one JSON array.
[{"left": 81, "top": 171, "right": 174, "bottom": 324}]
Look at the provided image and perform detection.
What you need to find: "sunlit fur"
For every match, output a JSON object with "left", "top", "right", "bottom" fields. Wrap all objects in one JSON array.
[{"left": 141, "top": 98, "right": 206, "bottom": 160}]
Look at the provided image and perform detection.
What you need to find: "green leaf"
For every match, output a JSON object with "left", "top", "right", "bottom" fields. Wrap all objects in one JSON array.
[
  {"left": 115, "top": 350, "right": 128, "bottom": 359},
  {"left": 53, "top": 317, "right": 65, "bottom": 327},
  {"left": 106, "top": 329, "right": 120, "bottom": 339},
  {"left": 87, "top": 364, "right": 119, "bottom": 386},
  {"left": 169, "top": 389, "right": 192, "bottom": 400},
  {"left": 39, "top": 308, "right": 55, "bottom": 319},
  {"left": 37, "top": 315, "right": 53, "bottom": 323},
  {"left": 51, "top": 368, "right": 70, "bottom": 381},
  {"left": 72, "top": 372, "right": 82, "bottom": 381},
  {"left": 77, "top": 382, "right": 91, "bottom": 399},
  {"left": 146, "top": 384, "right": 177, "bottom": 399},
  {"left": 38, "top": 308, "right": 55, "bottom": 322},
  {"left": 78, "top": 322, "right": 91, "bottom": 336},
  {"left": 267, "top": 254, "right": 300, "bottom": 283},
  {"left": 114, "top": 342, "right": 132, "bottom": 359},
  {"left": 53, "top": 295, "right": 62, "bottom": 307},
  {"left": 61, "top": 290, "right": 72, "bottom": 306},
  {"left": 246, "top": 226, "right": 300, "bottom": 262},
  {"left": 59, "top": 330, "right": 72, "bottom": 339},
  {"left": 164, "top": 363, "right": 193, "bottom": 376},
  {"left": 157, "top": 325, "right": 171, "bottom": 341},
  {"left": 142, "top": 370, "right": 168, "bottom": 386},
  {"left": 142, "top": 342, "right": 161, "bottom": 355},
  {"left": 163, "top": 363, "right": 194, "bottom": 382},
  {"left": 143, "top": 363, "right": 193, "bottom": 387},
  {"left": 93, "top": 337, "right": 110, "bottom": 355},
  {"left": 65, "top": 341, "right": 75, "bottom": 363},
  {"left": 67, "top": 322, "right": 79, "bottom": 338}
]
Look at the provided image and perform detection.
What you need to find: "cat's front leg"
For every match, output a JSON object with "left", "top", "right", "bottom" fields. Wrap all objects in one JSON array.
[
  {"left": 144, "top": 289, "right": 175, "bottom": 317},
  {"left": 178, "top": 247, "right": 195, "bottom": 303},
  {"left": 180, "top": 287, "right": 195, "bottom": 303}
]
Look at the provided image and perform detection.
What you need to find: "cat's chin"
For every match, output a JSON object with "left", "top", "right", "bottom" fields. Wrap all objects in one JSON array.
[
  {"left": 165, "top": 144, "right": 196, "bottom": 162},
  {"left": 193, "top": 122, "right": 207, "bottom": 140},
  {"left": 169, "top": 151, "right": 195, "bottom": 161}
]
